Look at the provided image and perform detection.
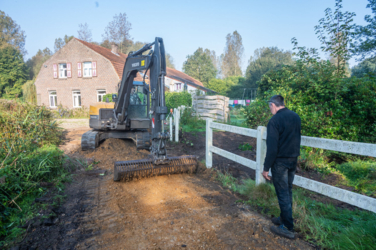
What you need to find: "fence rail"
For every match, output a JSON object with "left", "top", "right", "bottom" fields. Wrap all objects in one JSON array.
[{"left": 205, "top": 119, "right": 376, "bottom": 213}]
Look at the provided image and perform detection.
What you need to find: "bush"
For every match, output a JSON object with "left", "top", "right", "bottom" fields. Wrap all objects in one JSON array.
[
  {"left": 179, "top": 108, "right": 206, "bottom": 132},
  {"left": 102, "top": 93, "right": 116, "bottom": 102},
  {"left": 245, "top": 60, "right": 376, "bottom": 143},
  {"left": 0, "top": 100, "right": 70, "bottom": 243},
  {"left": 21, "top": 80, "right": 36, "bottom": 104},
  {"left": 165, "top": 91, "right": 192, "bottom": 110}
]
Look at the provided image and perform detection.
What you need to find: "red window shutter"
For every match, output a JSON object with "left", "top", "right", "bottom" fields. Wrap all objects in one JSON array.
[
  {"left": 53, "top": 63, "right": 57, "bottom": 79},
  {"left": 77, "top": 62, "right": 82, "bottom": 78},
  {"left": 92, "top": 61, "right": 97, "bottom": 77},
  {"left": 67, "top": 63, "right": 72, "bottom": 78}
]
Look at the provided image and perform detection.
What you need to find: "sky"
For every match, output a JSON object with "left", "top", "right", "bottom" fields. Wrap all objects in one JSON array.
[{"left": 1, "top": 0, "right": 372, "bottom": 72}]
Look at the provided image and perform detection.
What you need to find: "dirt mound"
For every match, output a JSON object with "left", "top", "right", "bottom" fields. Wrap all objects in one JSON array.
[{"left": 77, "top": 138, "right": 149, "bottom": 170}]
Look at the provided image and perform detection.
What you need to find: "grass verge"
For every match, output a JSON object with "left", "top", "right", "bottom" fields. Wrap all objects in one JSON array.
[
  {"left": 0, "top": 99, "right": 80, "bottom": 247},
  {"left": 216, "top": 170, "right": 376, "bottom": 250}
]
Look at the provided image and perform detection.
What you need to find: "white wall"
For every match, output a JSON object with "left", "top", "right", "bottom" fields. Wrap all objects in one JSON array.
[{"left": 165, "top": 77, "right": 205, "bottom": 95}]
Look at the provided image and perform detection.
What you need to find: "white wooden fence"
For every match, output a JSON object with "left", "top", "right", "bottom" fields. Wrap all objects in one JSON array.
[
  {"left": 192, "top": 95, "right": 229, "bottom": 122},
  {"left": 168, "top": 105, "right": 186, "bottom": 142},
  {"left": 205, "top": 119, "right": 376, "bottom": 213}
]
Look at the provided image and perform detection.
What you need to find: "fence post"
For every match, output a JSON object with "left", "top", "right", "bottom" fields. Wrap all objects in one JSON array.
[
  {"left": 175, "top": 108, "right": 180, "bottom": 142},
  {"left": 169, "top": 116, "right": 173, "bottom": 141},
  {"left": 206, "top": 118, "right": 213, "bottom": 168},
  {"left": 255, "top": 126, "right": 267, "bottom": 185}
]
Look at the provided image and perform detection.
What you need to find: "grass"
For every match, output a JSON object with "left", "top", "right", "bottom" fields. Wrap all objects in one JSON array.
[
  {"left": 0, "top": 99, "right": 79, "bottom": 247},
  {"left": 215, "top": 171, "right": 376, "bottom": 250},
  {"left": 299, "top": 147, "right": 376, "bottom": 197}
]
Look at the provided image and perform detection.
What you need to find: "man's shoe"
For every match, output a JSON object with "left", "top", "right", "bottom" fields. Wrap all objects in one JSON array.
[
  {"left": 270, "top": 225, "right": 295, "bottom": 239},
  {"left": 271, "top": 216, "right": 282, "bottom": 226}
]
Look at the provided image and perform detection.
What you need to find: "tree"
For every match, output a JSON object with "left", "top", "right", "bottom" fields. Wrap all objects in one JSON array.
[
  {"left": 54, "top": 35, "right": 73, "bottom": 52},
  {"left": 314, "top": 0, "right": 355, "bottom": 77},
  {"left": 102, "top": 13, "right": 132, "bottom": 53},
  {"left": 351, "top": 57, "right": 376, "bottom": 77},
  {"left": 352, "top": 0, "right": 376, "bottom": 60},
  {"left": 205, "top": 76, "right": 244, "bottom": 96},
  {"left": 245, "top": 47, "right": 293, "bottom": 88},
  {"left": 26, "top": 48, "right": 52, "bottom": 80},
  {"left": 0, "top": 46, "right": 27, "bottom": 98},
  {"left": 166, "top": 53, "right": 175, "bottom": 69},
  {"left": 77, "top": 23, "right": 92, "bottom": 42},
  {"left": 182, "top": 48, "right": 217, "bottom": 85},
  {"left": 0, "top": 10, "right": 26, "bottom": 55},
  {"left": 221, "top": 31, "right": 244, "bottom": 78},
  {"left": 100, "top": 39, "right": 112, "bottom": 49}
]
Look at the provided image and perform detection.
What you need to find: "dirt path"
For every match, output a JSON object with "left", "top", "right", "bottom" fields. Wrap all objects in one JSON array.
[{"left": 15, "top": 120, "right": 313, "bottom": 250}]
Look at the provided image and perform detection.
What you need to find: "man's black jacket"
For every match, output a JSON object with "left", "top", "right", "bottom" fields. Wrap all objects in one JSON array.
[{"left": 263, "top": 108, "right": 301, "bottom": 172}]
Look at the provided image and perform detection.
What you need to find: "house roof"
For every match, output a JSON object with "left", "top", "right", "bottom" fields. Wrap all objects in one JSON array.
[{"left": 76, "top": 38, "right": 204, "bottom": 87}]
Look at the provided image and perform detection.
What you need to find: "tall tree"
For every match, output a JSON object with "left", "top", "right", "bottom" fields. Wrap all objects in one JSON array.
[
  {"left": 314, "top": 0, "right": 355, "bottom": 77},
  {"left": 352, "top": 0, "right": 376, "bottom": 60},
  {"left": 351, "top": 57, "right": 376, "bottom": 77},
  {"left": 26, "top": 47, "right": 52, "bottom": 80},
  {"left": 0, "top": 10, "right": 26, "bottom": 55},
  {"left": 77, "top": 23, "right": 92, "bottom": 42},
  {"left": 182, "top": 48, "right": 217, "bottom": 85},
  {"left": 166, "top": 53, "right": 175, "bottom": 69},
  {"left": 102, "top": 13, "right": 132, "bottom": 53},
  {"left": 0, "top": 46, "right": 27, "bottom": 98},
  {"left": 245, "top": 47, "right": 293, "bottom": 87},
  {"left": 54, "top": 35, "right": 73, "bottom": 52},
  {"left": 221, "top": 31, "right": 244, "bottom": 78}
]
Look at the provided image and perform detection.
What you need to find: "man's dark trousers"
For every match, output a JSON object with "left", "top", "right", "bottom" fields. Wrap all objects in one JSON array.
[{"left": 271, "top": 158, "right": 297, "bottom": 231}]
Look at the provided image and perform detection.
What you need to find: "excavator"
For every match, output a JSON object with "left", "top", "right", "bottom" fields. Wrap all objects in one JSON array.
[{"left": 81, "top": 37, "right": 198, "bottom": 181}]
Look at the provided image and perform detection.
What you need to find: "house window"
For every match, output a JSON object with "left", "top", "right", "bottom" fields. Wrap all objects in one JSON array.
[
  {"left": 49, "top": 91, "right": 57, "bottom": 107},
  {"left": 72, "top": 91, "right": 81, "bottom": 107},
  {"left": 175, "top": 83, "right": 182, "bottom": 91},
  {"left": 97, "top": 89, "right": 106, "bottom": 102},
  {"left": 83, "top": 62, "right": 92, "bottom": 77},
  {"left": 59, "top": 63, "right": 67, "bottom": 78}
]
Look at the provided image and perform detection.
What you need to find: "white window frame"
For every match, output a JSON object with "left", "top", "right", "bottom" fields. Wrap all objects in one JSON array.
[
  {"left": 72, "top": 91, "right": 81, "bottom": 108},
  {"left": 49, "top": 91, "right": 57, "bottom": 108},
  {"left": 83, "top": 61, "right": 92, "bottom": 77},
  {"left": 59, "top": 63, "right": 67, "bottom": 78},
  {"left": 97, "top": 89, "right": 106, "bottom": 102}
]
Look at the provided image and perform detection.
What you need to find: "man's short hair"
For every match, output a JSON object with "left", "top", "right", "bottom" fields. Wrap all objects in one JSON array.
[{"left": 268, "top": 95, "right": 285, "bottom": 107}]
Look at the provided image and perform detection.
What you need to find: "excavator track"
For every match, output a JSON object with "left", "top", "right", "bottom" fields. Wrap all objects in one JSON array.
[
  {"left": 81, "top": 130, "right": 101, "bottom": 151},
  {"left": 114, "top": 155, "right": 198, "bottom": 181}
]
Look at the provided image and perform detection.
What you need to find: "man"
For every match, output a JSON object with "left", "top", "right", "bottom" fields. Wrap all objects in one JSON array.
[{"left": 262, "top": 95, "right": 301, "bottom": 239}]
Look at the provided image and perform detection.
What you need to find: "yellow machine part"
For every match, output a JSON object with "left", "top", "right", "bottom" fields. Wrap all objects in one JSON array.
[{"left": 89, "top": 103, "right": 115, "bottom": 116}]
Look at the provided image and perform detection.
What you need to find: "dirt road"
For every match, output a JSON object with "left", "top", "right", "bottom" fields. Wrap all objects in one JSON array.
[{"left": 16, "top": 119, "right": 313, "bottom": 250}]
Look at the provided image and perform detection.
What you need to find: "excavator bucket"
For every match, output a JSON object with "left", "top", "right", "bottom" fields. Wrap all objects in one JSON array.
[{"left": 113, "top": 155, "right": 198, "bottom": 181}]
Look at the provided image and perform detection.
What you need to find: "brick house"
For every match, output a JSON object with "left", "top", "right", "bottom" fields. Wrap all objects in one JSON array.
[{"left": 35, "top": 38, "right": 210, "bottom": 109}]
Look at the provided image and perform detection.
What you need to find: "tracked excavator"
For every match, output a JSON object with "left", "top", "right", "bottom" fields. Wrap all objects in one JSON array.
[{"left": 81, "top": 37, "right": 197, "bottom": 181}]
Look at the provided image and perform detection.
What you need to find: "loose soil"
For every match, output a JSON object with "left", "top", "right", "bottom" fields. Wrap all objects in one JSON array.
[{"left": 11, "top": 120, "right": 318, "bottom": 249}]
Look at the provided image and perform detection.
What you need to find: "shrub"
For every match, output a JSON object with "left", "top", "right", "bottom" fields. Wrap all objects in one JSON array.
[
  {"left": 102, "top": 93, "right": 116, "bottom": 102},
  {"left": 245, "top": 60, "right": 376, "bottom": 143},
  {"left": 21, "top": 80, "right": 36, "bottom": 104},
  {"left": 165, "top": 91, "right": 192, "bottom": 110}
]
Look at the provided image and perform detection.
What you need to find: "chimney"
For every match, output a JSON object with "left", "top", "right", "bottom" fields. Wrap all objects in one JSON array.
[{"left": 111, "top": 43, "right": 119, "bottom": 55}]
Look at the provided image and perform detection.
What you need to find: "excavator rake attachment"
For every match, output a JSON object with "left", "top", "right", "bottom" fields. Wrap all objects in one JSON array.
[{"left": 114, "top": 155, "right": 198, "bottom": 181}]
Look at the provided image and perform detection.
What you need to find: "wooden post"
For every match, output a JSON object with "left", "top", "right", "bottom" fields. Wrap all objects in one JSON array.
[
  {"left": 206, "top": 118, "right": 213, "bottom": 168},
  {"left": 256, "top": 126, "right": 267, "bottom": 185}
]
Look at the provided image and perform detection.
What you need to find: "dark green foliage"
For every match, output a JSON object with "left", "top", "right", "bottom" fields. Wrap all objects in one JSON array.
[
  {"left": 0, "top": 10, "right": 26, "bottom": 56},
  {"left": 26, "top": 48, "right": 52, "bottom": 80},
  {"left": 0, "top": 46, "right": 27, "bottom": 99},
  {"left": 165, "top": 91, "right": 192, "bottom": 110},
  {"left": 246, "top": 60, "right": 376, "bottom": 143},
  {"left": 352, "top": 0, "right": 376, "bottom": 60},
  {"left": 182, "top": 48, "right": 217, "bottom": 85},
  {"left": 245, "top": 47, "right": 294, "bottom": 88},
  {"left": 0, "top": 100, "right": 69, "bottom": 243},
  {"left": 351, "top": 57, "right": 376, "bottom": 77}
]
